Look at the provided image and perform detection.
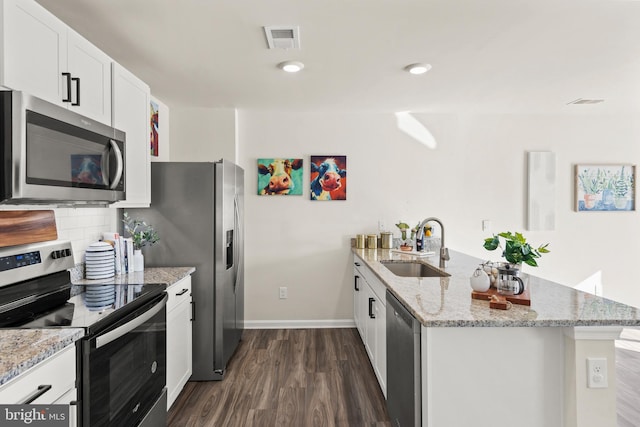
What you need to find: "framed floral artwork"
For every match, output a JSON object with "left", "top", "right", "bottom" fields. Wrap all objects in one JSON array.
[{"left": 575, "top": 164, "right": 635, "bottom": 211}]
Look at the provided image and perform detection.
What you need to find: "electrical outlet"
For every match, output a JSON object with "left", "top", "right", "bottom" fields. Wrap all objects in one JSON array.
[
  {"left": 378, "top": 220, "right": 386, "bottom": 232},
  {"left": 587, "top": 357, "right": 608, "bottom": 388},
  {"left": 279, "top": 287, "right": 288, "bottom": 299},
  {"left": 482, "top": 220, "right": 491, "bottom": 232}
]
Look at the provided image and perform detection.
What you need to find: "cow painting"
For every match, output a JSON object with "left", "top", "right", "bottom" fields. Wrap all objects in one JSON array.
[
  {"left": 257, "top": 158, "right": 304, "bottom": 195},
  {"left": 310, "top": 156, "right": 347, "bottom": 201}
]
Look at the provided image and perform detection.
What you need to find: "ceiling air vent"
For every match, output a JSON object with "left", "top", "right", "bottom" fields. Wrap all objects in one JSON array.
[
  {"left": 264, "top": 26, "right": 300, "bottom": 50},
  {"left": 567, "top": 98, "right": 605, "bottom": 105}
]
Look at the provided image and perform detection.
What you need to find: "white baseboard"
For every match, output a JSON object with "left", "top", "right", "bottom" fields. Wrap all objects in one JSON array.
[{"left": 244, "top": 319, "right": 356, "bottom": 329}]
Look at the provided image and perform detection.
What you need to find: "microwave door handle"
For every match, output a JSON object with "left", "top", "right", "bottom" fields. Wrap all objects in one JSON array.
[
  {"left": 95, "top": 294, "right": 167, "bottom": 349},
  {"left": 108, "top": 139, "right": 124, "bottom": 190}
]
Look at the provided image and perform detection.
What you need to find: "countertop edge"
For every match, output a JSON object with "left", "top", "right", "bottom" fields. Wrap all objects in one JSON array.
[
  {"left": 352, "top": 247, "right": 640, "bottom": 328},
  {"left": 0, "top": 328, "right": 85, "bottom": 387}
]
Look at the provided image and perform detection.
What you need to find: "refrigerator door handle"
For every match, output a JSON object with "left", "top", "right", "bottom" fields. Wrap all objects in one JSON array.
[{"left": 233, "top": 194, "right": 240, "bottom": 293}]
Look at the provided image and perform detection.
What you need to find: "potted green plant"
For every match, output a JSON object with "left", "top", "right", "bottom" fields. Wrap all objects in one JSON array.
[
  {"left": 395, "top": 221, "right": 412, "bottom": 251},
  {"left": 613, "top": 166, "right": 631, "bottom": 209},
  {"left": 483, "top": 231, "right": 549, "bottom": 267},
  {"left": 577, "top": 168, "right": 605, "bottom": 209},
  {"left": 123, "top": 212, "right": 160, "bottom": 271}
]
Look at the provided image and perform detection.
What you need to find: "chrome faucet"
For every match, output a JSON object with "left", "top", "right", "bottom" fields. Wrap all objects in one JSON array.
[{"left": 416, "top": 217, "right": 450, "bottom": 268}]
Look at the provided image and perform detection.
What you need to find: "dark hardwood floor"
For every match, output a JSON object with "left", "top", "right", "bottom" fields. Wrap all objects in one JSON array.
[
  {"left": 168, "top": 328, "right": 391, "bottom": 427},
  {"left": 169, "top": 327, "right": 640, "bottom": 426}
]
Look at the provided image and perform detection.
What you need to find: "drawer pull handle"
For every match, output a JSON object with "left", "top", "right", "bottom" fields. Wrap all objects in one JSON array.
[
  {"left": 176, "top": 288, "right": 189, "bottom": 296},
  {"left": 369, "top": 297, "right": 376, "bottom": 319},
  {"left": 19, "top": 384, "right": 52, "bottom": 404},
  {"left": 355, "top": 262, "right": 361, "bottom": 266},
  {"left": 354, "top": 276, "right": 360, "bottom": 291}
]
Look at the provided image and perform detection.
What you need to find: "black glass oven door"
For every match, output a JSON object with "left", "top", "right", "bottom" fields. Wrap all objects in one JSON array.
[{"left": 82, "top": 293, "right": 167, "bottom": 427}]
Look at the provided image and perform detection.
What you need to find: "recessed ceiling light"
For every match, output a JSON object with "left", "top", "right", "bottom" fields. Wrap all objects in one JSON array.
[
  {"left": 278, "top": 61, "right": 304, "bottom": 73},
  {"left": 405, "top": 63, "right": 432, "bottom": 75}
]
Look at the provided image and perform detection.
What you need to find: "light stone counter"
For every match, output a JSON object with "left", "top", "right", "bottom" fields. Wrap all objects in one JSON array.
[
  {"left": 0, "top": 329, "right": 84, "bottom": 386},
  {"left": 73, "top": 266, "right": 195, "bottom": 287},
  {"left": 353, "top": 248, "right": 640, "bottom": 327}
]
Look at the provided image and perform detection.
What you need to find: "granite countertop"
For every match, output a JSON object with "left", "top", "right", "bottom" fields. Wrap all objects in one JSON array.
[
  {"left": 73, "top": 266, "right": 196, "bottom": 286},
  {"left": 0, "top": 329, "right": 84, "bottom": 386},
  {"left": 353, "top": 248, "right": 640, "bottom": 328}
]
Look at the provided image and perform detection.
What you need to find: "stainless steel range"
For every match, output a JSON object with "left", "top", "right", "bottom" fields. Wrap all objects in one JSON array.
[{"left": 0, "top": 240, "right": 167, "bottom": 427}]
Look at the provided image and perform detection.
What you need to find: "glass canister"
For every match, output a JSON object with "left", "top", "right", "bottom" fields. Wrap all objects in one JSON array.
[
  {"left": 356, "top": 234, "right": 366, "bottom": 249},
  {"left": 366, "top": 234, "right": 378, "bottom": 249},
  {"left": 380, "top": 232, "right": 393, "bottom": 249}
]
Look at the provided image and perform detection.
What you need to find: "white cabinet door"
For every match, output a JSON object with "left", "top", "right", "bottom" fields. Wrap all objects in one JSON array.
[
  {"left": 1, "top": 0, "right": 67, "bottom": 106},
  {"left": 111, "top": 62, "right": 151, "bottom": 207},
  {"left": 353, "top": 265, "right": 364, "bottom": 339},
  {"left": 166, "top": 276, "right": 193, "bottom": 409},
  {"left": 374, "top": 297, "right": 387, "bottom": 397},
  {"left": 1, "top": 0, "right": 112, "bottom": 124},
  {"left": 0, "top": 344, "right": 76, "bottom": 405},
  {"left": 67, "top": 29, "right": 112, "bottom": 124},
  {"left": 353, "top": 255, "right": 387, "bottom": 396},
  {"left": 364, "top": 284, "right": 376, "bottom": 362}
]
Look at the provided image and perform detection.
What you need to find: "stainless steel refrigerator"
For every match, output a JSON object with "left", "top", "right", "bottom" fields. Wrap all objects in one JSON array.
[{"left": 130, "top": 160, "right": 244, "bottom": 381}]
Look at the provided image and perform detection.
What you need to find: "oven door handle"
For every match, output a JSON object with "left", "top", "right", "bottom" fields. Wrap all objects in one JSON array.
[{"left": 96, "top": 294, "right": 167, "bottom": 349}]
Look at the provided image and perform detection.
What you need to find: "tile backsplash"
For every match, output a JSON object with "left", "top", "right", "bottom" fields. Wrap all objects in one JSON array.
[{"left": 54, "top": 207, "right": 119, "bottom": 265}]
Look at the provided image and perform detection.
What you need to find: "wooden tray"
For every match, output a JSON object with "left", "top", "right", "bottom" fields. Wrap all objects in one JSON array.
[
  {"left": 0, "top": 210, "right": 58, "bottom": 248},
  {"left": 471, "top": 286, "right": 531, "bottom": 306}
]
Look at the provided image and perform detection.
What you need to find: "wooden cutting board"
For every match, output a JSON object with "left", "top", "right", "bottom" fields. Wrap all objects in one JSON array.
[
  {"left": 0, "top": 210, "right": 58, "bottom": 248},
  {"left": 471, "top": 286, "right": 531, "bottom": 306}
]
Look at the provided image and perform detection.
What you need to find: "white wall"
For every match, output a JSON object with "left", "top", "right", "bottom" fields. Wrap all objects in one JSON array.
[
  {"left": 169, "top": 106, "right": 237, "bottom": 162},
  {"left": 166, "top": 108, "right": 640, "bottom": 321},
  {"left": 234, "top": 111, "right": 640, "bottom": 323}
]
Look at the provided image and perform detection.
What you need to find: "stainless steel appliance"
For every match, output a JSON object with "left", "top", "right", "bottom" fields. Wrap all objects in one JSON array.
[
  {"left": 0, "top": 240, "right": 167, "bottom": 427},
  {"left": 130, "top": 160, "right": 244, "bottom": 380},
  {"left": 0, "top": 91, "right": 126, "bottom": 205},
  {"left": 386, "top": 290, "right": 421, "bottom": 427}
]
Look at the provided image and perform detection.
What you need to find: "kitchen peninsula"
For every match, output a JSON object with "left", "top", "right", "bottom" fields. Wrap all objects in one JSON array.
[{"left": 353, "top": 248, "right": 640, "bottom": 427}]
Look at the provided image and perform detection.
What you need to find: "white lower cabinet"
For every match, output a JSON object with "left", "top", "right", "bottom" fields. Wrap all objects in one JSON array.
[
  {"left": 353, "top": 255, "right": 387, "bottom": 397},
  {"left": 166, "top": 276, "right": 193, "bottom": 409},
  {"left": 0, "top": 344, "right": 76, "bottom": 412}
]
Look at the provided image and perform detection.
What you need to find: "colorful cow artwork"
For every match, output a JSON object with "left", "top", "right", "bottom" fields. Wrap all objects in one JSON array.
[
  {"left": 257, "top": 158, "right": 304, "bottom": 195},
  {"left": 310, "top": 156, "right": 347, "bottom": 201}
]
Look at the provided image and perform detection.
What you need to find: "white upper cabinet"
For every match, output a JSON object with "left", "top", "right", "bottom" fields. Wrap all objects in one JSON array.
[
  {"left": 111, "top": 62, "right": 151, "bottom": 207},
  {"left": 0, "top": 0, "right": 112, "bottom": 124},
  {"left": 66, "top": 29, "right": 112, "bottom": 123}
]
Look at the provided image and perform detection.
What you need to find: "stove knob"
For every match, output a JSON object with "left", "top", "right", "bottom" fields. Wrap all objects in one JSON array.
[
  {"left": 51, "top": 250, "right": 61, "bottom": 259},
  {"left": 64, "top": 248, "right": 72, "bottom": 257}
]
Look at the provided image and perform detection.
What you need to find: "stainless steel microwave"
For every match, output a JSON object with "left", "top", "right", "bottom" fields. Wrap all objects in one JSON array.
[{"left": 0, "top": 91, "right": 126, "bottom": 205}]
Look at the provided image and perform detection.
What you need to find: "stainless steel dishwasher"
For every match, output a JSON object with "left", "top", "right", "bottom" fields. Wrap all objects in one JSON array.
[{"left": 386, "top": 290, "right": 421, "bottom": 427}]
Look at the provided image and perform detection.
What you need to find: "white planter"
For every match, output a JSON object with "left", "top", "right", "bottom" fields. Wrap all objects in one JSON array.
[{"left": 133, "top": 249, "right": 144, "bottom": 272}]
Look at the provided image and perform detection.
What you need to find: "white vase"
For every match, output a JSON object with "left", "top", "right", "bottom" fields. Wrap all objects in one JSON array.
[{"left": 133, "top": 249, "right": 144, "bottom": 272}]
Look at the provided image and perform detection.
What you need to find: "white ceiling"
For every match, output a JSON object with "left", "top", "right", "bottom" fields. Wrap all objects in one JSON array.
[{"left": 36, "top": 0, "right": 640, "bottom": 113}]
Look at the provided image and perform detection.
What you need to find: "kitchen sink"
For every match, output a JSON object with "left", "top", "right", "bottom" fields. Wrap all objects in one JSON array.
[{"left": 380, "top": 260, "right": 450, "bottom": 278}]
